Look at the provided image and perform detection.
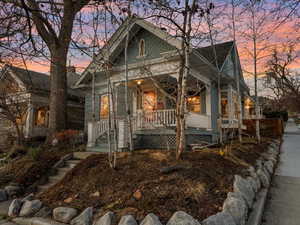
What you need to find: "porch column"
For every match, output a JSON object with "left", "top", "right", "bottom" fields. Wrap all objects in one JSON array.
[
  {"left": 87, "top": 121, "right": 96, "bottom": 147},
  {"left": 228, "top": 85, "right": 234, "bottom": 120},
  {"left": 205, "top": 84, "right": 212, "bottom": 130},
  {"left": 24, "top": 103, "right": 34, "bottom": 139}
]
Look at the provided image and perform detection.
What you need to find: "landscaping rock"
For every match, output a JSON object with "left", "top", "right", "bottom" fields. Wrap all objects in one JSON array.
[
  {"left": 94, "top": 211, "right": 115, "bottom": 225},
  {"left": 257, "top": 168, "right": 270, "bottom": 188},
  {"left": 256, "top": 159, "right": 263, "bottom": 170},
  {"left": 118, "top": 215, "right": 137, "bottom": 225},
  {"left": 264, "top": 161, "right": 274, "bottom": 174},
  {"left": 34, "top": 206, "right": 52, "bottom": 218},
  {"left": 247, "top": 176, "right": 259, "bottom": 193},
  {"left": 227, "top": 192, "right": 245, "bottom": 203},
  {"left": 53, "top": 207, "right": 78, "bottom": 223},
  {"left": 202, "top": 211, "right": 236, "bottom": 225},
  {"left": 167, "top": 211, "right": 200, "bottom": 225},
  {"left": 140, "top": 213, "right": 162, "bottom": 225},
  {"left": 19, "top": 200, "right": 42, "bottom": 217},
  {"left": 70, "top": 207, "right": 93, "bottom": 225},
  {"left": 13, "top": 217, "right": 66, "bottom": 225},
  {"left": 223, "top": 195, "right": 248, "bottom": 225},
  {"left": 0, "top": 189, "right": 7, "bottom": 202},
  {"left": 133, "top": 190, "right": 142, "bottom": 200},
  {"left": 5, "top": 186, "right": 21, "bottom": 198},
  {"left": 267, "top": 154, "right": 277, "bottom": 164},
  {"left": 8, "top": 199, "right": 22, "bottom": 217},
  {"left": 233, "top": 175, "right": 255, "bottom": 208}
]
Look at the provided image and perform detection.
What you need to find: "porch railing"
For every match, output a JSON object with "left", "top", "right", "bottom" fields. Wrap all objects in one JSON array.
[
  {"left": 87, "top": 109, "right": 177, "bottom": 147},
  {"left": 87, "top": 119, "right": 109, "bottom": 147},
  {"left": 135, "top": 109, "right": 176, "bottom": 129}
]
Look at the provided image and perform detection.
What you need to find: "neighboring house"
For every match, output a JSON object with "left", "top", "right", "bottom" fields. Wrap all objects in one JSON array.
[
  {"left": 75, "top": 17, "right": 254, "bottom": 151},
  {"left": 0, "top": 65, "right": 84, "bottom": 140}
]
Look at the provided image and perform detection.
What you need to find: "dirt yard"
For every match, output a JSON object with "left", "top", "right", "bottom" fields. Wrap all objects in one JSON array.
[{"left": 39, "top": 137, "right": 273, "bottom": 223}]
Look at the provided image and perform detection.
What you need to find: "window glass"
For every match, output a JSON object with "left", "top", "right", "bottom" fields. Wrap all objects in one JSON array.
[
  {"left": 143, "top": 91, "right": 156, "bottom": 111},
  {"left": 100, "top": 95, "right": 109, "bottom": 118},
  {"left": 35, "top": 107, "right": 48, "bottom": 126},
  {"left": 187, "top": 96, "right": 201, "bottom": 113},
  {"left": 221, "top": 92, "right": 228, "bottom": 117}
]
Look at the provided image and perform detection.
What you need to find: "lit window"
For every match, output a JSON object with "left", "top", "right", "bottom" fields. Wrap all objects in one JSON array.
[
  {"left": 143, "top": 91, "right": 156, "bottom": 111},
  {"left": 16, "top": 112, "right": 27, "bottom": 125},
  {"left": 187, "top": 96, "right": 201, "bottom": 113},
  {"left": 139, "top": 39, "right": 145, "bottom": 57},
  {"left": 35, "top": 107, "right": 48, "bottom": 126},
  {"left": 100, "top": 95, "right": 109, "bottom": 118}
]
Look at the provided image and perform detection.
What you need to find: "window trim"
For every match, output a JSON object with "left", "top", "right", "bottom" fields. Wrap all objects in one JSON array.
[{"left": 138, "top": 39, "right": 146, "bottom": 57}]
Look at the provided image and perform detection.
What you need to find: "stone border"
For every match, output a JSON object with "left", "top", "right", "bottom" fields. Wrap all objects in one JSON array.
[{"left": 3, "top": 140, "right": 281, "bottom": 225}]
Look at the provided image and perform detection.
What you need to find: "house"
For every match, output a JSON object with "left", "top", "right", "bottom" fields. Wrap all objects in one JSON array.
[
  {"left": 0, "top": 65, "right": 84, "bottom": 140},
  {"left": 75, "top": 17, "right": 254, "bottom": 151}
]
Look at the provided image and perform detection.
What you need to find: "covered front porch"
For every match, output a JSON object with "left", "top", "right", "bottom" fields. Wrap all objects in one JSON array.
[{"left": 87, "top": 75, "right": 213, "bottom": 149}]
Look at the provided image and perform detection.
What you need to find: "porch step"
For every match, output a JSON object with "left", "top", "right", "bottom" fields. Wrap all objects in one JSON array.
[
  {"left": 65, "top": 159, "right": 81, "bottom": 168},
  {"left": 86, "top": 147, "right": 109, "bottom": 153},
  {"left": 73, "top": 151, "right": 103, "bottom": 160},
  {"left": 37, "top": 158, "right": 81, "bottom": 193}
]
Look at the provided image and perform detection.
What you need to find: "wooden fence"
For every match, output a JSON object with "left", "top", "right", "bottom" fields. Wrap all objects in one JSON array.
[{"left": 243, "top": 119, "right": 284, "bottom": 137}]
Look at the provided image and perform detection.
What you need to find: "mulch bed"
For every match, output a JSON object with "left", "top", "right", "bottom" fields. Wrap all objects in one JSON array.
[{"left": 39, "top": 137, "right": 272, "bottom": 223}]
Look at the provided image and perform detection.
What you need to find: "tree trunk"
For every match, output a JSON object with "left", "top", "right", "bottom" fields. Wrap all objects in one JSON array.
[{"left": 48, "top": 48, "right": 68, "bottom": 134}]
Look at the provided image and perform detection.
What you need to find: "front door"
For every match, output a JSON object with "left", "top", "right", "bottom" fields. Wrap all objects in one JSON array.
[{"left": 142, "top": 91, "right": 156, "bottom": 111}]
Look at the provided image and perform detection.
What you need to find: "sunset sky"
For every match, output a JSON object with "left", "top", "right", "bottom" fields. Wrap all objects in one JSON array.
[{"left": 11, "top": 1, "right": 300, "bottom": 95}]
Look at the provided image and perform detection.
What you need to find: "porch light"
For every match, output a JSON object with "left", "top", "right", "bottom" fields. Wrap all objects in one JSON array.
[{"left": 137, "top": 80, "right": 143, "bottom": 85}]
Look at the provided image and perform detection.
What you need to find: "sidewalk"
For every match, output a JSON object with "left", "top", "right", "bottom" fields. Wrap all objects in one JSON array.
[{"left": 262, "top": 121, "right": 300, "bottom": 225}]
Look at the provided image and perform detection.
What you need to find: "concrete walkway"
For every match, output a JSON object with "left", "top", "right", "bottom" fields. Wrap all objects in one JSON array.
[{"left": 262, "top": 121, "right": 300, "bottom": 225}]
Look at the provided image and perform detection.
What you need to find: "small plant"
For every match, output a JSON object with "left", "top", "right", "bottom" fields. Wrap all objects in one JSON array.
[{"left": 28, "top": 147, "right": 43, "bottom": 161}]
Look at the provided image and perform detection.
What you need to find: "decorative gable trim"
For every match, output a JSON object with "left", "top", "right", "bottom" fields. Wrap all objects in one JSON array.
[
  {"left": 75, "top": 17, "right": 182, "bottom": 87},
  {"left": 0, "top": 67, "right": 27, "bottom": 91}
]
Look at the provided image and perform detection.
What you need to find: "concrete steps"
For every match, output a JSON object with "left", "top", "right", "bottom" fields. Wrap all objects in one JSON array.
[
  {"left": 37, "top": 151, "right": 104, "bottom": 193},
  {"left": 37, "top": 158, "right": 81, "bottom": 193},
  {"left": 73, "top": 151, "right": 104, "bottom": 160}
]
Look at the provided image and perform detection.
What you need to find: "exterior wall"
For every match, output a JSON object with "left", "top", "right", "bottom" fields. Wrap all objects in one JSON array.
[{"left": 113, "top": 28, "right": 176, "bottom": 66}]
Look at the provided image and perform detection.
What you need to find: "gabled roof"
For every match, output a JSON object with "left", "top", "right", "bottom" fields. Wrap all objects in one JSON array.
[
  {"left": 1, "top": 65, "right": 83, "bottom": 98},
  {"left": 8, "top": 66, "right": 51, "bottom": 91},
  {"left": 75, "top": 16, "right": 182, "bottom": 86},
  {"left": 195, "top": 41, "right": 234, "bottom": 69}
]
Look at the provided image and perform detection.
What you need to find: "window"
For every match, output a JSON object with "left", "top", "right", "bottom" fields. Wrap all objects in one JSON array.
[
  {"left": 139, "top": 39, "right": 145, "bottom": 57},
  {"left": 35, "top": 107, "right": 48, "bottom": 127},
  {"left": 16, "top": 112, "right": 27, "bottom": 125},
  {"left": 143, "top": 91, "right": 156, "bottom": 111},
  {"left": 100, "top": 95, "right": 109, "bottom": 118},
  {"left": 187, "top": 96, "right": 201, "bottom": 113},
  {"left": 221, "top": 92, "right": 228, "bottom": 117}
]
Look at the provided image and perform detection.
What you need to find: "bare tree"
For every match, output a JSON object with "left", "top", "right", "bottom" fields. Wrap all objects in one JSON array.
[
  {"left": 1, "top": 0, "right": 92, "bottom": 137},
  {"left": 0, "top": 67, "right": 28, "bottom": 145},
  {"left": 264, "top": 45, "right": 300, "bottom": 112}
]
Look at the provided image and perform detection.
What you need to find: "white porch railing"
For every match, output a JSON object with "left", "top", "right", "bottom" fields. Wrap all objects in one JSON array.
[
  {"left": 87, "top": 109, "right": 177, "bottom": 147},
  {"left": 87, "top": 119, "right": 109, "bottom": 147},
  {"left": 135, "top": 109, "right": 176, "bottom": 129}
]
